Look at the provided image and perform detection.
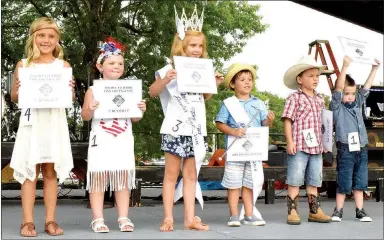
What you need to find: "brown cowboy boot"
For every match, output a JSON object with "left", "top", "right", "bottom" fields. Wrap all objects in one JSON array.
[
  {"left": 307, "top": 194, "right": 332, "bottom": 223},
  {"left": 287, "top": 195, "right": 301, "bottom": 225}
]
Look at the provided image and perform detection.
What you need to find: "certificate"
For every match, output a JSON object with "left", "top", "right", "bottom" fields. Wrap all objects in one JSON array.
[
  {"left": 18, "top": 67, "right": 72, "bottom": 108},
  {"left": 93, "top": 79, "right": 142, "bottom": 119},
  {"left": 173, "top": 56, "right": 217, "bottom": 94},
  {"left": 338, "top": 36, "right": 377, "bottom": 65},
  {"left": 321, "top": 109, "right": 333, "bottom": 152},
  {"left": 227, "top": 127, "right": 269, "bottom": 161}
]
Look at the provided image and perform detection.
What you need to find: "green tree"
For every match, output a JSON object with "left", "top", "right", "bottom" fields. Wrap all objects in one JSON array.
[{"left": 1, "top": 0, "right": 268, "bottom": 160}]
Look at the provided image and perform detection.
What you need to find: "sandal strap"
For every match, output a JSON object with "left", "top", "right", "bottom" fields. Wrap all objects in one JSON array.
[
  {"left": 21, "top": 222, "right": 35, "bottom": 231},
  {"left": 45, "top": 221, "right": 59, "bottom": 230},
  {"left": 90, "top": 218, "right": 106, "bottom": 229},
  {"left": 118, "top": 217, "right": 134, "bottom": 228}
]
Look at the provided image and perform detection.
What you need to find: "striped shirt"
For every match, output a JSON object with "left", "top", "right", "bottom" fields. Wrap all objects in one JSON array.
[{"left": 282, "top": 89, "right": 324, "bottom": 154}]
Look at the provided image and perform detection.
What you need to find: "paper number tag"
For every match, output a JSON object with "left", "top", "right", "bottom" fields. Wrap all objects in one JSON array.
[
  {"left": 348, "top": 132, "right": 360, "bottom": 152},
  {"left": 302, "top": 128, "right": 319, "bottom": 147},
  {"left": 20, "top": 108, "right": 33, "bottom": 126}
]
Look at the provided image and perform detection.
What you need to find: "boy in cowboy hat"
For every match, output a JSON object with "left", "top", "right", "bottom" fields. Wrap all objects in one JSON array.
[
  {"left": 216, "top": 63, "right": 275, "bottom": 227},
  {"left": 330, "top": 56, "right": 380, "bottom": 223},
  {"left": 281, "top": 55, "right": 332, "bottom": 225}
]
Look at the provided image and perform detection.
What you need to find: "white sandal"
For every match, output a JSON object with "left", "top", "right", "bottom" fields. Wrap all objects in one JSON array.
[
  {"left": 90, "top": 218, "right": 109, "bottom": 233},
  {"left": 118, "top": 217, "right": 134, "bottom": 232}
]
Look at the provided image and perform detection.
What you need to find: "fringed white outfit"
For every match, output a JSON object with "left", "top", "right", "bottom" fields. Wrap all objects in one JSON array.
[
  {"left": 10, "top": 59, "right": 74, "bottom": 184},
  {"left": 86, "top": 86, "right": 136, "bottom": 193}
]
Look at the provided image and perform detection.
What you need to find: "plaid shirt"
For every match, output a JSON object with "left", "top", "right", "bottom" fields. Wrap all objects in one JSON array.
[{"left": 282, "top": 89, "right": 324, "bottom": 154}]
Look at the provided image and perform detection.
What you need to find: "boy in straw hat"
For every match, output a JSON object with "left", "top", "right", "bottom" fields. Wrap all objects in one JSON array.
[
  {"left": 330, "top": 56, "right": 380, "bottom": 223},
  {"left": 216, "top": 63, "right": 275, "bottom": 227},
  {"left": 281, "top": 55, "right": 332, "bottom": 225}
]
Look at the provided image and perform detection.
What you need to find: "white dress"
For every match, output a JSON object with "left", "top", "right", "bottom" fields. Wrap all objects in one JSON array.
[
  {"left": 86, "top": 86, "right": 136, "bottom": 193},
  {"left": 10, "top": 59, "right": 73, "bottom": 184}
]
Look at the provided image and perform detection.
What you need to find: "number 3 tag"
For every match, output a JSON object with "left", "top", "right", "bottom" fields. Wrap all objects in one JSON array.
[
  {"left": 302, "top": 128, "right": 319, "bottom": 147},
  {"left": 348, "top": 132, "right": 360, "bottom": 152},
  {"left": 20, "top": 108, "right": 33, "bottom": 126}
]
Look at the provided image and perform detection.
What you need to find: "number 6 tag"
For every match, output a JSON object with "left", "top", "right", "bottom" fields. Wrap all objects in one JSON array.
[
  {"left": 302, "top": 128, "right": 319, "bottom": 147},
  {"left": 20, "top": 108, "right": 33, "bottom": 126},
  {"left": 348, "top": 132, "right": 360, "bottom": 152}
]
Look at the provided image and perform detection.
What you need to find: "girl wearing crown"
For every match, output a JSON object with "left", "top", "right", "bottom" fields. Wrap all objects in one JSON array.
[
  {"left": 81, "top": 37, "right": 146, "bottom": 233},
  {"left": 149, "top": 5, "right": 224, "bottom": 232},
  {"left": 10, "top": 17, "right": 75, "bottom": 237}
]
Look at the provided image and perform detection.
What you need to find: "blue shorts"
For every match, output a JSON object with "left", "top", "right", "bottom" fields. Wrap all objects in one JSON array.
[
  {"left": 160, "top": 134, "right": 208, "bottom": 158},
  {"left": 336, "top": 142, "right": 368, "bottom": 194},
  {"left": 286, "top": 151, "right": 323, "bottom": 187}
]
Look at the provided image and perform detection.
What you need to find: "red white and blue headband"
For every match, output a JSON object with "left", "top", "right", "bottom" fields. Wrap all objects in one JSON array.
[{"left": 96, "top": 37, "right": 126, "bottom": 64}]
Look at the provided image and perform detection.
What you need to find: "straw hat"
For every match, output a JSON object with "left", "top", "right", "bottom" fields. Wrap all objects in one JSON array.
[
  {"left": 283, "top": 55, "right": 326, "bottom": 90},
  {"left": 224, "top": 63, "right": 256, "bottom": 89}
]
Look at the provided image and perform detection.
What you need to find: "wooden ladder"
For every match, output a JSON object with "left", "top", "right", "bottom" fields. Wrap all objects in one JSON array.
[{"left": 308, "top": 40, "right": 340, "bottom": 91}]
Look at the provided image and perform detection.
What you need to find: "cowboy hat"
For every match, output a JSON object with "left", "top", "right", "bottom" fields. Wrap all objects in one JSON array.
[
  {"left": 283, "top": 55, "right": 326, "bottom": 90},
  {"left": 224, "top": 63, "right": 256, "bottom": 89}
]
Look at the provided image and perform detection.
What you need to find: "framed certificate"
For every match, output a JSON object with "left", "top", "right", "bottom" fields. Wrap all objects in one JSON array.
[
  {"left": 93, "top": 79, "right": 143, "bottom": 119},
  {"left": 173, "top": 56, "right": 217, "bottom": 94},
  {"left": 227, "top": 127, "right": 269, "bottom": 161},
  {"left": 338, "top": 36, "right": 377, "bottom": 65},
  {"left": 18, "top": 67, "right": 72, "bottom": 108}
]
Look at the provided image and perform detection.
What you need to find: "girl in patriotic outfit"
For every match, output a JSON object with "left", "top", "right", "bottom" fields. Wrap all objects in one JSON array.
[
  {"left": 81, "top": 37, "right": 146, "bottom": 233},
  {"left": 10, "top": 17, "right": 75, "bottom": 237},
  {"left": 149, "top": 5, "right": 223, "bottom": 232}
]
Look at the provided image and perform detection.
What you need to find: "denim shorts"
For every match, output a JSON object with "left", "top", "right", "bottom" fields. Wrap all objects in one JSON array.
[
  {"left": 336, "top": 142, "right": 368, "bottom": 194},
  {"left": 286, "top": 151, "right": 323, "bottom": 187}
]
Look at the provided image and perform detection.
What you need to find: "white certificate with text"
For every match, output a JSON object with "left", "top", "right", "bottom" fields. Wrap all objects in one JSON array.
[
  {"left": 18, "top": 67, "right": 72, "bottom": 108},
  {"left": 173, "top": 56, "right": 217, "bottom": 94},
  {"left": 93, "top": 79, "right": 142, "bottom": 119},
  {"left": 227, "top": 127, "right": 269, "bottom": 162},
  {"left": 338, "top": 36, "right": 377, "bottom": 65}
]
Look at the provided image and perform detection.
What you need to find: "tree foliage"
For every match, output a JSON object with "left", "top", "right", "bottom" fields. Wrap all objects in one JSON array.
[{"left": 1, "top": 0, "right": 274, "bottom": 160}]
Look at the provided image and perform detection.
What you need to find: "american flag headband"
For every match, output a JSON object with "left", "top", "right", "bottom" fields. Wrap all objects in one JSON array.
[{"left": 96, "top": 42, "right": 122, "bottom": 64}]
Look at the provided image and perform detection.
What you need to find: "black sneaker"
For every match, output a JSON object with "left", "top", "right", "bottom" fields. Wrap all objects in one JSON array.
[
  {"left": 356, "top": 208, "right": 372, "bottom": 222},
  {"left": 331, "top": 207, "right": 343, "bottom": 222}
]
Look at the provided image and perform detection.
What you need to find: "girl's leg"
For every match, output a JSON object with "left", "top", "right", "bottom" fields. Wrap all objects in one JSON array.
[
  {"left": 160, "top": 152, "right": 181, "bottom": 231},
  {"left": 182, "top": 157, "right": 197, "bottom": 225},
  {"left": 89, "top": 173, "right": 108, "bottom": 232},
  {"left": 115, "top": 171, "right": 132, "bottom": 231},
  {"left": 41, "top": 163, "right": 63, "bottom": 235},
  {"left": 20, "top": 164, "right": 40, "bottom": 236}
]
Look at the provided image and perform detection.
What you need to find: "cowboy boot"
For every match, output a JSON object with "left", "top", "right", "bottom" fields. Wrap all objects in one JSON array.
[
  {"left": 307, "top": 194, "right": 332, "bottom": 223},
  {"left": 287, "top": 195, "right": 301, "bottom": 225}
]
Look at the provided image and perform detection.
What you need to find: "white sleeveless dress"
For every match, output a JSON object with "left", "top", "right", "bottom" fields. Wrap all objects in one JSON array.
[
  {"left": 86, "top": 86, "right": 136, "bottom": 193},
  {"left": 10, "top": 59, "right": 74, "bottom": 184}
]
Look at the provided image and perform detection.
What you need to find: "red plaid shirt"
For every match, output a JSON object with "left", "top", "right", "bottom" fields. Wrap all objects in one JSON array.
[{"left": 282, "top": 89, "right": 324, "bottom": 154}]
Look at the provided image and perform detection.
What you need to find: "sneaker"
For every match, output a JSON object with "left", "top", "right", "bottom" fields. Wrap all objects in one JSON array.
[
  {"left": 227, "top": 215, "right": 241, "bottom": 227},
  {"left": 356, "top": 208, "right": 372, "bottom": 222},
  {"left": 242, "top": 215, "right": 266, "bottom": 226},
  {"left": 331, "top": 207, "right": 343, "bottom": 222}
]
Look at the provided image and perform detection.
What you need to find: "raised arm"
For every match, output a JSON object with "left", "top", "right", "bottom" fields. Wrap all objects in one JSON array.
[
  {"left": 363, "top": 59, "right": 381, "bottom": 90},
  {"left": 334, "top": 56, "right": 352, "bottom": 92}
]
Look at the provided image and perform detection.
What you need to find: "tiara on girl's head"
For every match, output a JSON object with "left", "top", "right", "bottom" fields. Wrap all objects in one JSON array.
[
  {"left": 174, "top": 5, "right": 204, "bottom": 40},
  {"left": 96, "top": 37, "right": 126, "bottom": 64}
]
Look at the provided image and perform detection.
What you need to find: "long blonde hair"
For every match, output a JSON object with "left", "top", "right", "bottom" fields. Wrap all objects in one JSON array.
[
  {"left": 170, "top": 31, "right": 208, "bottom": 62},
  {"left": 24, "top": 17, "right": 64, "bottom": 66}
]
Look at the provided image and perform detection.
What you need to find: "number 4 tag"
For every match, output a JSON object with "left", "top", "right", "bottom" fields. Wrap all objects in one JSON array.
[
  {"left": 302, "top": 128, "right": 319, "bottom": 147},
  {"left": 348, "top": 132, "right": 360, "bottom": 152},
  {"left": 20, "top": 108, "right": 33, "bottom": 126}
]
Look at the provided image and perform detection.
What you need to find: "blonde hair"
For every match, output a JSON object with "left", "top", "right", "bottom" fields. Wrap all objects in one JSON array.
[
  {"left": 170, "top": 31, "right": 208, "bottom": 62},
  {"left": 25, "top": 17, "right": 63, "bottom": 66}
]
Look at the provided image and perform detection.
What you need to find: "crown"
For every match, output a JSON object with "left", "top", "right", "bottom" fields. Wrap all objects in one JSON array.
[{"left": 174, "top": 5, "right": 204, "bottom": 40}]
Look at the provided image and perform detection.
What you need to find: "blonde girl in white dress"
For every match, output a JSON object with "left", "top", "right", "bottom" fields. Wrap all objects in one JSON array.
[
  {"left": 81, "top": 37, "right": 146, "bottom": 233},
  {"left": 10, "top": 17, "right": 75, "bottom": 237}
]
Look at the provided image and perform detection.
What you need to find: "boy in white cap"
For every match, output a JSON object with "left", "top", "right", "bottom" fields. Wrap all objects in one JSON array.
[
  {"left": 281, "top": 55, "right": 332, "bottom": 225},
  {"left": 216, "top": 63, "right": 275, "bottom": 227}
]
